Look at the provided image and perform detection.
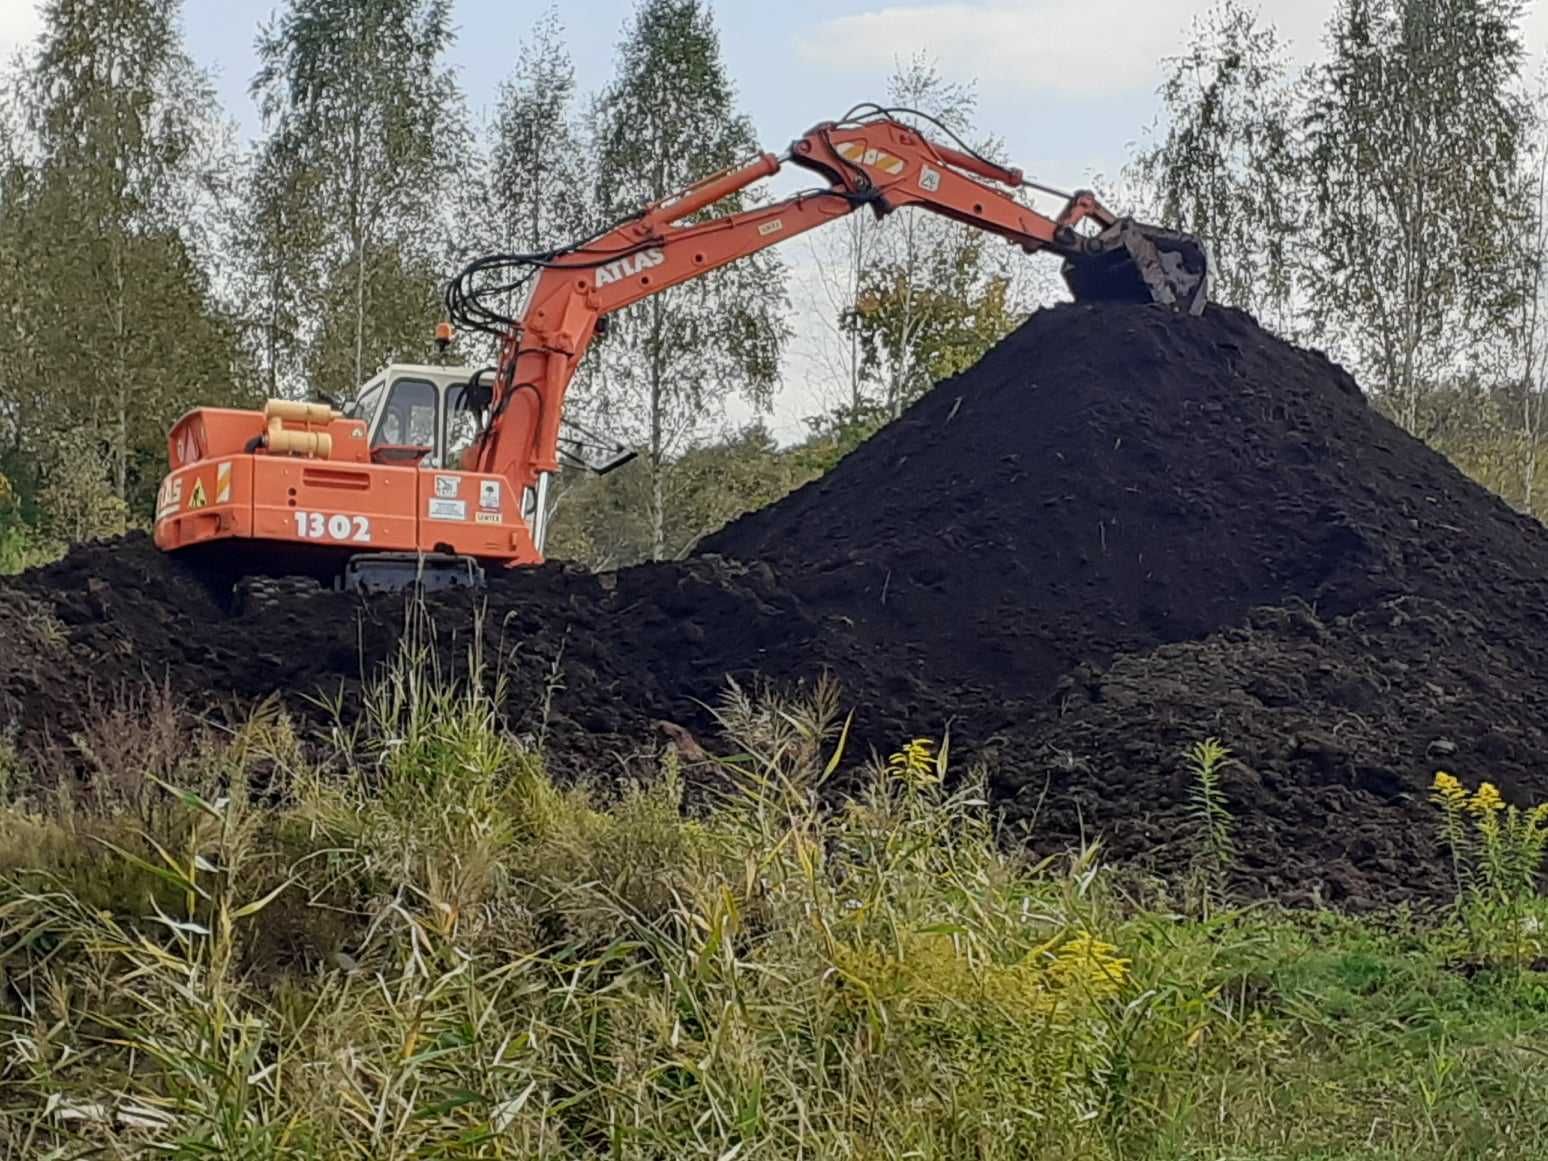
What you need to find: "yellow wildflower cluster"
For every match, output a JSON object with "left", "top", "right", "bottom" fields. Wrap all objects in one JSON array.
[
  {"left": 836, "top": 928, "right": 1131, "bottom": 1018},
  {"left": 1044, "top": 931, "right": 1131, "bottom": 1001},
  {"left": 1431, "top": 771, "right": 1468, "bottom": 811},
  {"left": 1433, "top": 772, "right": 1507, "bottom": 817},
  {"left": 1469, "top": 781, "right": 1505, "bottom": 815},
  {"left": 887, "top": 738, "right": 939, "bottom": 791},
  {"left": 1431, "top": 771, "right": 1548, "bottom": 923}
]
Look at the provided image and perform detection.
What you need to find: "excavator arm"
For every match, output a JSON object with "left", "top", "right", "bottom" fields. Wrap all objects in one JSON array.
[{"left": 446, "top": 105, "right": 1209, "bottom": 554}]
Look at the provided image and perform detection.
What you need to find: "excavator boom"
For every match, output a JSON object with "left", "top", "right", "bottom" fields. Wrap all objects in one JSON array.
[{"left": 447, "top": 106, "right": 1208, "bottom": 555}]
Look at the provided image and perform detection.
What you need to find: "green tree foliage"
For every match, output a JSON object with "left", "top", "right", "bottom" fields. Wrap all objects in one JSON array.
[
  {"left": 589, "top": 0, "right": 788, "bottom": 561},
  {"left": 251, "top": 0, "right": 461, "bottom": 396},
  {"left": 1304, "top": 0, "right": 1531, "bottom": 432},
  {"left": 849, "top": 234, "right": 1018, "bottom": 413},
  {"left": 228, "top": 124, "right": 324, "bottom": 399},
  {"left": 1493, "top": 84, "right": 1548, "bottom": 515},
  {"left": 1127, "top": 0, "right": 1301, "bottom": 334},
  {"left": 546, "top": 423, "right": 828, "bottom": 567},
  {"left": 486, "top": 5, "right": 588, "bottom": 256},
  {"left": 0, "top": 0, "right": 246, "bottom": 524},
  {"left": 448, "top": 7, "right": 593, "bottom": 367},
  {"left": 838, "top": 57, "right": 1023, "bottom": 421}
]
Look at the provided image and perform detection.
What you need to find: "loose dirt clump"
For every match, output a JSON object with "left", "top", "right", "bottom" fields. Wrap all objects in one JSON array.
[{"left": 7, "top": 301, "right": 1548, "bottom": 904}]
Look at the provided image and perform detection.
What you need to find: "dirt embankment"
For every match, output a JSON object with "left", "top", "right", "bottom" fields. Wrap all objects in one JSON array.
[{"left": 8, "top": 302, "right": 1548, "bottom": 907}]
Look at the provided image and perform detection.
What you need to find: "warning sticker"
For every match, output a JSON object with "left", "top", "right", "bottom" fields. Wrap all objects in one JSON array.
[
  {"left": 216, "top": 462, "right": 231, "bottom": 503},
  {"left": 919, "top": 164, "right": 941, "bottom": 193},
  {"left": 434, "top": 474, "right": 460, "bottom": 498},
  {"left": 156, "top": 477, "right": 183, "bottom": 521},
  {"left": 475, "top": 510, "right": 501, "bottom": 525},
  {"left": 479, "top": 479, "right": 502, "bottom": 510},
  {"left": 428, "top": 498, "right": 466, "bottom": 521},
  {"left": 187, "top": 480, "right": 207, "bottom": 510}
]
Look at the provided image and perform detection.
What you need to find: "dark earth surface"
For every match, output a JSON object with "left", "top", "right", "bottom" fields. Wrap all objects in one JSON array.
[{"left": 7, "top": 301, "right": 1548, "bottom": 907}]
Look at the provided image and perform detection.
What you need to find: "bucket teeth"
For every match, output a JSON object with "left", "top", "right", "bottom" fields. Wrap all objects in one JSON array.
[{"left": 1061, "top": 221, "right": 1210, "bottom": 316}]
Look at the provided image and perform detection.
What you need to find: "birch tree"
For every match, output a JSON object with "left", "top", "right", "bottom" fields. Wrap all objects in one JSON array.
[
  {"left": 1127, "top": 0, "right": 1302, "bottom": 334},
  {"left": 838, "top": 57, "right": 1021, "bottom": 421},
  {"left": 486, "top": 5, "right": 588, "bottom": 256},
  {"left": 1304, "top": 0, "right": 1529, "bottom": 431},
  {"left": 3, "top": 0, "right": 242, "bottom": 517},
  {"left": 590, "top": 0, "right": 787, "bottom": 561},
  {"left": 1497, "top": 94, "right": 1548, "bottom": 514},
  {"left": 253, "top": 0, "right": 460, "bottom": 395}
]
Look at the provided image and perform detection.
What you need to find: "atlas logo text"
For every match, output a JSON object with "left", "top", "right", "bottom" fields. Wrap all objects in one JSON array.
[{"left": 594, "top": 248, "right": 665, "bottom": 288}]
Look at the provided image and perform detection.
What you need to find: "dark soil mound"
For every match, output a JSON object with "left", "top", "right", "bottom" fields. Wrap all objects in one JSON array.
[
  {"left": 8, "top": 302, "right": 1548, "bottom": 907},
  {"left": 0, "top": 535, "right": 824, "bottom": 774},
  {"left": 1004, "top": 597, "right": 1548, "bottom": 908},
  {"left": 704, "top": 303, "right": 1548, "bottom": 696}
]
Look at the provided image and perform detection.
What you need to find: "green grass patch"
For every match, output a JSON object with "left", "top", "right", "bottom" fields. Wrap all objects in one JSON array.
[{"left": 1, "top": 607, "right": 1545, "bottom": 1158}]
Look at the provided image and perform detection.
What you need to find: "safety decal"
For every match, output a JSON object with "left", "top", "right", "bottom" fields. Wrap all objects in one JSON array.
[
  {"left": 835, "top": 140, "right": 906, "bottom": 175},
  {"left": 919, "top": 164, "right": 941, "bottom": 193},
  {"left": 434, "top": 474, "right": 460, "bottom": 498},
  {"left": 479, "top": 479, "right": 502, "bottom": 510},
  {"left": 428, "top": 498, "right": 466, "bottom": 521},
  {"left": 156, "top": 477, "right": 183, "bottom": 521},
  {"left": 216, "top": 462, "right": 231, "bottom": 503},
  {"left": 475, "top": 511, "right": 501, "bottom": 525},
  {"left": 187, "top": 480, "right": 207, "bottom": 510}
]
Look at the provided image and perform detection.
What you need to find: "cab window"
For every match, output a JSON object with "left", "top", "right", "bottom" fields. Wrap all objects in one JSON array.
[
  {"left": 373, "top": 378, "right": 438, "bottom": 450},
  {"left": 350, "top": 382, "right": 384, "bottom": 428},
  {"left": 445, "top": 381, "right": 488, "bottom": 467}
]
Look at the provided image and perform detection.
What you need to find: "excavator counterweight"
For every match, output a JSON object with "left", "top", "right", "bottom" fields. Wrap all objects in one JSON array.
[{"left": 153, "top": 101, "right": 1209, "bottom": 595}]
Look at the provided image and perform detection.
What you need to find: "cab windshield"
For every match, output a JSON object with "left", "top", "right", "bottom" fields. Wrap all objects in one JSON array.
[{"left": 372, "top": 377, "right": 439, "bottom": 464}]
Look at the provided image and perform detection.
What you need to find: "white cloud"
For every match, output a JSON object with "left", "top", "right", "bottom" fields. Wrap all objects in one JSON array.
[
  {"left": 0, "top": 0, "right": 40, "bottom": 61},
  {"left": 795, "top": 1, "right": 1230, "bottom": 96},
  {"left": 796, "top": 0, "right": 1548, "bottom": 98}
]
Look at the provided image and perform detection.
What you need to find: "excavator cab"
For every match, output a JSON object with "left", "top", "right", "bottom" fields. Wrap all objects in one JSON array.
[
  {"left": 154, "top": 362, "right": 526, "bottom": 594},
  {"left": 345, "top": 366, "right": 478, "bottom": 469},
  {"left": 153, "top": 358, "right": 638, "bottom": 597}
]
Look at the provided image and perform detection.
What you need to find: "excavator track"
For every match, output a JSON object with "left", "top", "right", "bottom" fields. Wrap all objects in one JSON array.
[{"left": 233, "top": 574, "right": 325, "bottom": 617}]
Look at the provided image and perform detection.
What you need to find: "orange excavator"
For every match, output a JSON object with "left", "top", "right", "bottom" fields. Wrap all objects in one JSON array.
[{"left": 153, "top": 104, "right": 1208, "bottom": 595}]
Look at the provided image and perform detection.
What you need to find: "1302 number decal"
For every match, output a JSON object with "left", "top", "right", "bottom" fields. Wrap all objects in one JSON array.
[{"left": 292, "top": 511, "right": 372, "bottom": 542}]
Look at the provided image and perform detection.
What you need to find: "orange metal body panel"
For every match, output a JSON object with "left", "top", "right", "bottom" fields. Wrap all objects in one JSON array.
[{"left": 153, "top": 406, "right": 537, "bottom": 568}]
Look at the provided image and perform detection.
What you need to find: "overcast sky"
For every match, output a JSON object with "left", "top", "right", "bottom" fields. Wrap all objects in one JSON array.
[{"left": 5, "top": 0, "right": 1548, "bottom": 434}]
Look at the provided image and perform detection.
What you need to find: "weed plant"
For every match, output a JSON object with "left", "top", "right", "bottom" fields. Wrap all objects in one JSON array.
[{"left": 1431, "top": 771, "right": 1548, "bottom": 969}]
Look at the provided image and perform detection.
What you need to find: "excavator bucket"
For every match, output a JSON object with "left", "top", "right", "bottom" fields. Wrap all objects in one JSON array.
[{"left": 1061, "top": 221, "right": 1210, "bottom": 316}]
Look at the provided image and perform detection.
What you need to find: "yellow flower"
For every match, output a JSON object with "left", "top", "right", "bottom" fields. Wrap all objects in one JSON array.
[
  {"left": 1047, "top": 931, "right": 1131, "bottom": 1000},
  {"left": 1469, "top": 782, "right": 1505, "bottom": 815},
  {"left": 887, "top": 738, "right": 939, "bottom": 790},
  {"left": 1432, "top": 771, "right": 1468, "bottom": 809}
]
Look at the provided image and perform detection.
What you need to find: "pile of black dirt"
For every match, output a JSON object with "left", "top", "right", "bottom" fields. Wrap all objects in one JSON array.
[
  {"left": 8, "top": 301, "right": 1548, "bottom": 906},
  {"left": 699, "top": 302, "right": 1548, "bottom": 903},
  {"left": 703, "top": 303, "right": 1548, "bottom": 696},
  {"left": 0, "top": 535, "right": 836, "bottom": 777}
]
